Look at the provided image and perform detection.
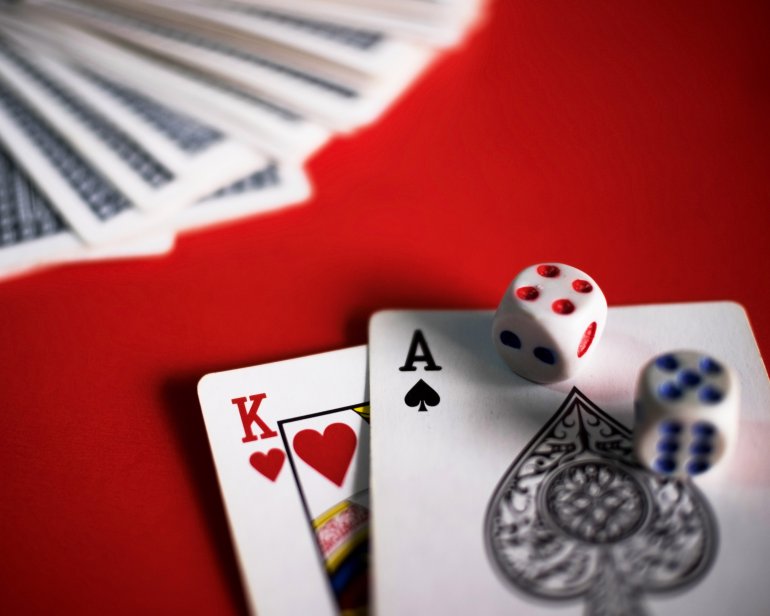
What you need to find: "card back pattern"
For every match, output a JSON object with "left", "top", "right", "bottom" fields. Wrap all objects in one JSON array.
[
  {"left": 80, "top": 71, "right": 223, "bottom": 154},
  {"left": 201, "top": 164, "right": 279, "bottom": 202},
  {"left": 0, "top": 76, "right": 133, "bottom": 221},
  {"left": 0, "top": 43, "right": 174, "bottom": 187},
  {"left": 0, "top": 144, "right": 66, "bottom": 247}
]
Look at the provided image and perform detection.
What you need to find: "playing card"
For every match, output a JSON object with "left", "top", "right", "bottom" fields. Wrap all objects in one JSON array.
[
  {"left": 369, "top": 302, "right": 770, "bottom": 615},
  {"left": 179, "top": 163, "right": 310, "bottom": 232},
  {"left": 32, "top": 0, "right": 430, "bottom": 130},
  {"left": 226, "top": 0, "right": 486, "bottom": 47},
  {"left": 0, "top": 138, "right": 301, "bottom": 272},
  {"left": 0, "top": 38, "right": 264, "bottom": 214},
  {"left": 60, "top": 231, "right": 174, "bottom": 263},
  {"left": 0, "top": 68, "right": 170, "bottom": 245},
  {"left": 71, "top": 71, "right": 225, "bottom": 164},
  {"left": 0, "top": 142, "right": 78, "bottom": 271},
  {"left": 197, "top": 346, "right": 369, "bottom": 616},
  {"left": 0, "top": 15, "right": 329, "bottom": 159},
  {"left": 0, "top": 140, "right": 173, "bottom": 277},
  {"left": 13, "top": 49, "right": 270, "bottom": 184},
  {"left": 126, "top": 1, "right": 430, "bottom": 77}
]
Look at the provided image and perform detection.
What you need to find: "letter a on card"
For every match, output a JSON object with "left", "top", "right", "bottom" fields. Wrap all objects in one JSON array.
[{"left": 399, "top": 329, "right": 442, "bottom": 371}]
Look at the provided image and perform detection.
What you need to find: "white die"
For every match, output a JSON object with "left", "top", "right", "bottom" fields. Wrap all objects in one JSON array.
[
  {"left": 491, "top": 263, "right": 607, "bottom": 383},
  {"left": 633, "top": 350, "right": 739, "bottom": 477}
]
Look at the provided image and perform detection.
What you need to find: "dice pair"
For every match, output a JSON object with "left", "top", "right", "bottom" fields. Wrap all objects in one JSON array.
[{"left": 493, "top": 263, "right": 739, "bottom": 478}]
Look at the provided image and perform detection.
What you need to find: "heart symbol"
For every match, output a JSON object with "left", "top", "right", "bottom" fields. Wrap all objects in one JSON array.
[
  {"left": 249, "top": 448, "right": 285, "bottom": 482},
  {"left": 293, "top": 423, "right": 357, "bottom": 487}
]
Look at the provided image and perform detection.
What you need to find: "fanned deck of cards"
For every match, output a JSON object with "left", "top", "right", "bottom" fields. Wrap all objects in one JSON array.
[
  {"left": 198, "top": 300, "right": 770, "bottom": 615},
  {"left": 0, "top": 0, "right": 486, "bottom": 280}
]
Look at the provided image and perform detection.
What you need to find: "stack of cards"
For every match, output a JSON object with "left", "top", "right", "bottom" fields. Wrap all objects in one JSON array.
[
  {"left": 198, "top": 302, "right": 770, "bottom": 615},
  {"left": 0, "top": 0, "right": 486, "bottom": 280}
]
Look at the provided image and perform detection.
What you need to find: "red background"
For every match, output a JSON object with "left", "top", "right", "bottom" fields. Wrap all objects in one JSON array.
[{"left": 1, "top": 1, "right": 769, "bottom": 612}]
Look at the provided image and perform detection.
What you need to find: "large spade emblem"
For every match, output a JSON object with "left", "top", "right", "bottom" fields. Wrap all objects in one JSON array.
[{"left": 485, "top": 388, "right": 717, "bottom": 615}]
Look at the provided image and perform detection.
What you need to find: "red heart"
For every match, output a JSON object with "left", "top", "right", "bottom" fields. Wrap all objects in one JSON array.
[
  {"left": 249, "top": 448, "right": 285, "bottom": 482},
  {"left": 293, "top": 423, "right": 357, "bottom": 487}
]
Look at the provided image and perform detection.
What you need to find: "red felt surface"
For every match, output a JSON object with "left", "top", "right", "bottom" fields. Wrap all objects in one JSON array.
[{"left": 1, "top": 1, "right": 769, "bottom": 613}]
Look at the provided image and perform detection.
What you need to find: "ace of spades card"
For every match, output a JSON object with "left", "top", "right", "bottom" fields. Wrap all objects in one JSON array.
[
  {"left": 368, "top": 303, "right": 770, "bottom": 615},
  {"left": 197, "top": 346, "right": 370, "bottom": 616}
]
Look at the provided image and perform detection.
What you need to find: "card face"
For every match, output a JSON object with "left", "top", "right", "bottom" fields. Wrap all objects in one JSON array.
[
  {"left": 198, "top": 346, "right": 369, "bottom": 616},
  {"left": 369, "top": 303, "right": 770, "bottom": 615}
]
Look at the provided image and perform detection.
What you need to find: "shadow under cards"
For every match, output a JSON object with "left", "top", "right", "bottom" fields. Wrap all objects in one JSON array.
[{"left": 161, "top": 372, "right": 250, "bottom": 616}]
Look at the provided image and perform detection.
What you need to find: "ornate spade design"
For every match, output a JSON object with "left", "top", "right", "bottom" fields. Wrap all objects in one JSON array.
[{"left": 485, "top": 388, "right": 717, "bottom": 615}]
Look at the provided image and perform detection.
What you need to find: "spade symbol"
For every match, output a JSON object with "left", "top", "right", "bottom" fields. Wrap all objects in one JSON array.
[
  {"left": 485, "top": 388, "right": 716, "bottom": 615},
  {"left": 404, "top": 379, "right": 440, "bottom": 412}
]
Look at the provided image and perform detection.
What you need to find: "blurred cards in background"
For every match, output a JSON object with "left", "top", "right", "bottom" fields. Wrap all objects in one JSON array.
[{"left": 0, "top": 0, "right": 486, "bottom": 281}]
